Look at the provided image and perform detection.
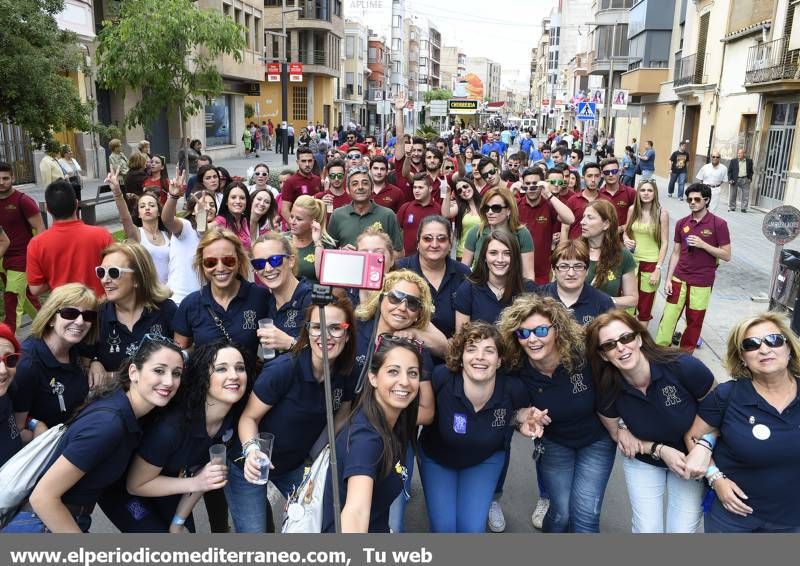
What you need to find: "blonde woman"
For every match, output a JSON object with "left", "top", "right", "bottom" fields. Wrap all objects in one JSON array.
[
  {"left": 350, "top": 226, "right": 396, "bottom": 307},
  {"left": 288, "top": 195, "right": 336, "bottom": 283}
]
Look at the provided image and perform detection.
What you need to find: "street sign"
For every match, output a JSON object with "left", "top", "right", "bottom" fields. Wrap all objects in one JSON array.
[
  {"left": 763, "top": 205, "right": 800, "bottom": 245},
  {"left": 612, "top": 89, "right": 629, "bottom": 110},
  {"left": 267, "top": 62, "right": 280, "bottom": 82},
  {"left": 373, "top": 90, "right": 384, "bottom": 101},
  {"left": 429, "top": 100, "right": 448, "bottom": 117},
  {"left": 576, "top": 101, "right": 597, "bottom": 121},
  {"left": 289, "top": 63, "right": 303, "bottom": 82},
  {"left": 377, "top": 101, "right": 392, "bottom": 115}
]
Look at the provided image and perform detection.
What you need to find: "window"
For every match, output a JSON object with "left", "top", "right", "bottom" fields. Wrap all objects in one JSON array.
[
  {"left": 346, "top": 36, "right": 355, "bottom": 58},
  {"left": 368, "top": 47, "right": 378, "bottom": 63},
  {"left": 392, "top": 38, "right": 401, "bottom": 51},
  {"left": 359, "top": 37, "right": 365, "bottom": 59},
  {"left": 292, "top": 86, "right": 308, "bottom": 121},
  {"left": 223, "top": 3, "right": 231, "bottom": 17},
  {"left": 346, "top": 72, "right": 354, "bottom": 95},
  {"left": 244, "top": 14, "right": 251, "bottom": 49},
  {"left": 205, "top": 94, "right": 231, "bottom": 147},
  {"left": 272, "top": 35, "right": 280, "bottom": 60},
  {"left": 334, "top": 1, "right": 342, "bottom": 17},
  {"left": 234, "top": 8, "right": 241, "bottom": 25},
  {"left": 393, "top": 15, "right": 402, "bottom": 28},
  {"left": 254, "top": 17, "right": 261, "bottom": 51}
]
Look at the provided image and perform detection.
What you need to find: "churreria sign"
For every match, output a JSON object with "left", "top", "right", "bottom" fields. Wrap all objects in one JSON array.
[{"left": 448, "top": 99, "right": 479, "bottom": 114}]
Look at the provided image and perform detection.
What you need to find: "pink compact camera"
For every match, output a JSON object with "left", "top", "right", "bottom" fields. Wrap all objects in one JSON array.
[{"left": 318, "top": 249, "right": 385, "bottom": 290}]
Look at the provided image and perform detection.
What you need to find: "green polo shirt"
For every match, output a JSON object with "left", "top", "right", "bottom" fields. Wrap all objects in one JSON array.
[{"left": 327, "top": 201, "right": 404, "bottom": 251}]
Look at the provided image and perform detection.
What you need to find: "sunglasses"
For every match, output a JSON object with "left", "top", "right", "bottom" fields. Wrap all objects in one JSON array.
[
  {"left": 134, "top": 333, "right": 187, "bottom": 361},
  {"left": 549, "top": 179, "right": 566, "bottom": 186},
  {"left": 328, "top": 172, "right": 345, "bottom": 180},
  {"left": 202, "top": 256, "right": 237, "bottom": 269},
  {"left": 711, "top": 155, "right": 721, "bottom": 159},
  {"left": 375, "top": 332, "right": 424, "bottom": 354},
  {"left": 57, "top": 307, "right": 98, "bottom": 323},
  {"left": 254, "top": 171, "right": 269, "bottom": 177},
  {"left": 421, "top": 234, "right": 449, "bottom": 243},
  {"left": 385, "top": 289, "right": 423, "bottom": 313},
  {"left": 0, "top": 353, "right": 21, "bottom": 368},
  {"left": 456, "top": 185, "right": 471, "bottom": 194},
  {"left": 306, "top": 322, "right": 350, "bottom": 338},
  {"left": 483, "top": 204, "right": 508, "bottom": 214},
  {"left": 515, "top": 325, "right": 554, "bottom": 339},
  {"left": 250, "top": 254, "right": 288, "bottom": 270},
  {"left": 741, "top": 333, "right": 787, "bottom": 352},
  {"left": 95, "top": 266, "right": 135, "bottom": 280},
  {"left": 482, "top": 169, "right": 498, "bottom": 177},
  {"left": 602, "top": 169, "right": 620, "bottom": 176},
  {"left": 686, "top": 196, "right": 705, "bottom": 204},
  {"left": 443, "top": 165, "right": 454, "bottom": 171},
  {"left": 598, "top": 331, "right": 639, "bottom": 352}
]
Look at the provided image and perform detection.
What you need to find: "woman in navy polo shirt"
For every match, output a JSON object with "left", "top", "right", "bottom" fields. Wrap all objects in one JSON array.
[
  {"left": 251, "top": 233, "right": 313, "bottom": 354},
  {"left": 455, "top": 228, "right": 535, "bottom": 333},
  {"left": 418, "top": 322, "right": 547, "bottom": 532},
  {"left": 684, "top": 312, "right": 800, "bottom": 533},
  {"left": 321, "top": 335, "right": 421, "bottom": 533},
  {"left": 12, "top": 283, "right": 98, "bottom": 431},
  {"left": 586, "top": 310, "right": 714, "bottom": 532},
  {"left": 99, "top": 342, "right": 247, "bottom": 532},
  {"left": 498, "top": 294, "right": 615, "bottom": 533},
  {"left": 233, "top": 290, "right": 357, "bottom": 533},
  {"left": 87, "top": 242, "right": 177, "bottom": 385},
  {"left": 396, "top": 215, "right": 471, "bottom": 339},
  {"left": 0, "top": 323, "right": 24, "bottom": 467},
  {"left": 3, "top": 335, "right": 183, "bottom": 533},
  {"left": 173, "top": 227, "right": 270, "bottom": 356}
]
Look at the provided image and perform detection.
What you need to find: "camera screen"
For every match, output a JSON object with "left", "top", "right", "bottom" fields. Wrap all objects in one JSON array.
[{"left": 319, "top": 252, "right": 366, "bottom": 287}]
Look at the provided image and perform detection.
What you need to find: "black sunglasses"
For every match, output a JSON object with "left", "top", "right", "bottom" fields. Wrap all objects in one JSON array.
[
  {"left": 57, "top": 307, "right": 98, "bottom": 323},
  {"left": 482, "top": 204, "right": 508, "bottom": 214},
  {"left": 741, "top": 333, "right": 787, "bottom": 352},
  {"left": 0, "top": 353, "right": 21, "bottom": 368},
  {"left": 385, "top": 289, "right": 423, "bottom": 313},
  {"left": 598, "top": 331, "right": 639, "bottom": 352}
]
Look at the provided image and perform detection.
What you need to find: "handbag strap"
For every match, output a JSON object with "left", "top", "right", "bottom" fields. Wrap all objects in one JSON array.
[{"left": 205, "top": 305, "right": 233, "bottom": 343}]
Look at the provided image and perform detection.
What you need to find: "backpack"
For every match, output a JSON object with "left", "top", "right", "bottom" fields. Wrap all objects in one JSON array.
[{"left": 281, "top": 445, "right": 331, "bottom": 533}]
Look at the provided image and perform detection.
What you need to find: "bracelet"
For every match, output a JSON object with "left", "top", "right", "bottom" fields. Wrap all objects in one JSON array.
[
  {"left": 693, "top": 437, "right": 713, "bottom": 451},
  {"left": 171, "top": 515, "right": 186, "bottom": 526},
  {"left": 241, "top": 439, "right": 259, "bottom": 457},
  {"left": 27, "top": 418, "right": 39, "bottom": 432},
  {"left": 169, "top": 193, "right": 181, "bottom": 200},
  {"left": 702, "top": 433, "right": 717, "bottom": 449},
  {"left": 705, "top": 465, "right": 720, "bottom": 479},
  {"left": 288, "top": 337, "right": 298, "bottom": 349},
  {"left": 649, "top": 442, "right": 661, "bottom": 460},
  {"left": 707, "top": 471, "right": 726, "bottom": 488}
]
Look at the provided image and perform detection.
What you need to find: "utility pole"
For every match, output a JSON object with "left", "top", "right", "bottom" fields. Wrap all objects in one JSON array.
[{"left": 606, "top": 23, "right": 617, "bottom": 140}]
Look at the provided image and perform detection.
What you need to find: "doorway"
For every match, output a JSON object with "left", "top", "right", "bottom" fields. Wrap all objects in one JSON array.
[{"left": 759, "top": 102, "right": 798, "bottom": 209}]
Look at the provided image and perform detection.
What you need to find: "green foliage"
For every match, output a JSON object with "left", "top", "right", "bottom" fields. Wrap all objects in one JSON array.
[
  {"left": 415, "top": 124, "right": 439, "bottom": 142},
  {"left": 245, "top": 103, "right": 255, "bottom": 119},
  {"left": 424, "top": 88, "right": 453, "bottom": 103},
  {"left": 0, "top": 0, "right": 92, "bottom": 144},
  {"left": 92, "top": 123, "right": 125, "bottom": 145},
  {"left": 96, "top": 0, "right": 247, "bottom": 129}
]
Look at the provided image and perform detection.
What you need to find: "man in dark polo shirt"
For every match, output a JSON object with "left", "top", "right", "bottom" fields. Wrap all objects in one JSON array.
[
  {"left": 655, "top": 183, "right": 731, "bottom": 353},
  {"left": 516, "top": 167, "right": 574, "bottom": 284},
  {"left": 314, "top": 159, "right": 351, "bottom": 213},
  {"left": 327, "top": 166, "right": 403, "bottom": 253},
  {"left": 397, "top": 173, "right": 441, "bottom": 256},
  {"left": 598, "top": 157, "right": 636, "bottom": 231},
  {"left": 280, "top": 147, "right": 321, "bottom": 223},
  {"left": 563, "top": 162, "right": 603, "bottom": 241},
  {"left": 369, "top": 155, "right": 406, "bottom": 212}
]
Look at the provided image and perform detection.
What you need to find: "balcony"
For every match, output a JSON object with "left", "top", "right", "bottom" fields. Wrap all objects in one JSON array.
[
  {"left": 621, "top": 66, "right": 669, "bottom": 94},
  {"left": 745, "top": 37, "right": 800, "bottom": 92},
  {"left": 297, "top": 48, "right": 339, "bottom": 77},
  {"left": 673, "top": 53, "right": 706, "bottom": 88}
]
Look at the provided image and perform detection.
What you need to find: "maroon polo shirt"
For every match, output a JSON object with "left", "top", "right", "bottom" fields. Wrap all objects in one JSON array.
[
  {"left": 518, "top": 196, "right": 560, "bottom": 284},
  {"left": 565, "top": 191, "right": 604, "bottom": 240},
  {"left": 673, "top": 211, "right": 730, "bottom": 286},
  {"left": 372, "top": 183, "right": 406, "bottom": 212},
  {"left": 0, "top": 190, "right": 40, "bottom": 271},
  {"left": 313, "top": 189, "right": 352, "bottom": 211},
  {"left": 599, "top": 183, "right": 636, "bottom": 227},
  {"left": 282, "top": 171, "right": 322, "bottom": 207},
  {"left": 393, "top": 155, "right": 423, "bottom": 199},
  {"left": 396, "top": 199, "right": 440, "bottom": 256}
]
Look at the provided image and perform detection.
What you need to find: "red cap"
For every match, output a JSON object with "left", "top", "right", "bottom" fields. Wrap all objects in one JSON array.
[{"left": 0, "top": 323, "right": 20, "bottom": 352}]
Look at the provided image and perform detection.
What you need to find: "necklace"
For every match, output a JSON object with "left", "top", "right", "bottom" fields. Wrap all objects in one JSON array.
[
  {"left": 487, "top": 281, "right": 505, "bottom": 298},
  {"left": 143, "top": 224, "right": 162, "bottom": 244}
]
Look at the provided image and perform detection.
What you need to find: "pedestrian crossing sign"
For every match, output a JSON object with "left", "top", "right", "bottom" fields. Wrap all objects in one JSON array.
[{"left": 577, "top": 102, "right": 597, "bottom": 121}]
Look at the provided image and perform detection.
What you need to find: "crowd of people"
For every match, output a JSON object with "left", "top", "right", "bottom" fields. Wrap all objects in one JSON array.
[{"left": 0, "top": 95, "right": 795, "bottom": 535}]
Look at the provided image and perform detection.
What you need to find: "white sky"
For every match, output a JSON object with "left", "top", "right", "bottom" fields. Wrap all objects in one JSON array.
[{"left": 348, "top": 0, "right": 555, "bottom": 89}]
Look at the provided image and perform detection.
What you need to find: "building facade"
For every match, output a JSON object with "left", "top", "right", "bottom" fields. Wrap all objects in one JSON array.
[
  {"left": 342, "top": 19, "right": 370, "bottom": 127},
  {"left": 465, "top": 57, "right": 502, "bottom": 102}
]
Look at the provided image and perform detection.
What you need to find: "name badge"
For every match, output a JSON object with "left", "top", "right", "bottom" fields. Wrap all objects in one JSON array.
[
  {"left": 453, "top": 413, "right": 467, "bottom": 434},
  {"left": 407, "top": 214, "right": 414, "bottom": 225}
]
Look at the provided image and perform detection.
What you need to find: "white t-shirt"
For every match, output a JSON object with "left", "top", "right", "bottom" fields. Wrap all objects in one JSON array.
[
  {"left": 167, "top": 218, "right": 202, "bottom": 305},
  {"left": 696, "top": 164, "right": 728, "bottom": 186},
  {"left": 138, "top": 227, "right": 170, "bottom": 284}
]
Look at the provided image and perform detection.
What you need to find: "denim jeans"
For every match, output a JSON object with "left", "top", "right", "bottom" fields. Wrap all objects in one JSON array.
[
  {"left": 224, "top": 459, "right": 304, "bottom": 533},
  {"left": 538, "top": 435, "right": 616, "bottom": 533},
  {"left": 3, "top": 510, "right": 92, "bottom": 533},
  {"left": 388, "top": 446, "right": 415, "bottom": 533},
  {"left": 668, "top": 171, "right": 687, "bottom": 198},
  {"left": 623, "top": 456, "right": 703, "bottom": 533},
  {"left": 495, "top": 438, "right": 547, "bottom": 499},
  {"left": 704, "top": 498, "right": 800, "bottom": 533},
  {"left": 419, "top": 446, "right": 505, "bottom": 533}
]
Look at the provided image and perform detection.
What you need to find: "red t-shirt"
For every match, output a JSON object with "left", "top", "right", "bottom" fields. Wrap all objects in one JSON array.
[
  {"left": 396, "top": 200, "right": 440, "bottom": 256},
  {"left": 0, "top": 190, "right": 40, "bottom": 271},
  {"left": 26, "top": 219, "right": 114, "bottom": 297},
  {"left": 313, "top": 190, "right": 352, "bottom": 211},
  {"left": 393, "top": 155, "right": 422, "bottom": 198},
  {"left": 282, "top": 172, "right": 322, "bottom": 207},
  {"left": 371, "top": 183, "right": 406, "bottom": 212},
  {"left": 673, "top": 212, "right": 730, "bottom": 286},
  {"left": 565, "top": 192, "right": 605, "bottom": 240},
  {"left": 599, "top": 184, "right": 636, "bottom": 227},
  {"left": 518, "top": 196, "right": 560, "bottom": 284}
]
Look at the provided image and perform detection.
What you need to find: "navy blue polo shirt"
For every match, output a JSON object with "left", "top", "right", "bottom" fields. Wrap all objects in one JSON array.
[
  {"left": 0, "top": 394, "right": 22, "bottom": 467},
  {"left": 420, "top": 367, "right": 529, "bottom": 469},
  {"left": 454, "top": 279, "right": 537, "bottom": 325},
  {"left": 537, "top": 282, "right": 615, "bottom": 326},
  {"left": 354, "top": 317, "right": 434, "bottom": 380},
  {"left": 597, "top": 354, "right": 714, "bottom": 468},
  {"left": 322, "top": 408, "right": 404, "bottom": 533},
  {"left": 514, "top": 358, "right": 607, "bottom": 448},
  {"left": 699, "top": 378, "right": 800, "bottom": 526},
  {"left": 250, "top": 349, "right": 355, "bottom": 477},
  {"left": 90, "top": 300, "right": 178, "bottom": 372},
  {"left": 173, "top": 279, "right": 271, "bottom": 353},
  {"left": 44, "top": 389, "right": 142, "bottom": 506},
  {"left": 396, "top": 255, "right": 471, "bottom": 338},
  {"left": 265, "top": 278, "right": 313, "bottom": 339},
  {"left": 11, "top": 337, "right": 89, "bottom": 427}
]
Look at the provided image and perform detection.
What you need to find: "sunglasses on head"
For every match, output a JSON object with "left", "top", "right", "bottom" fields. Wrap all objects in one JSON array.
[
  {"left": 375, "top": 332, "right": 424, "bottom": 354},
  {"left": 202, "top": 256, "right": 237, "bottom": 269},
  {"left": 95, "top": 266, "right": 135, "bottom": 280},
  {"left": 515, "top": 325, "right": 554, "bottom": 339},
  {"left": 483, "top": 204, "right": 508, "bottom": 214},
  {"left": 57, "top": 307, "right": 98, "bottom": 323},
  {"left": 741, "top": 333, "right": 787, "bottom": 352},
  {"left": 598, "top": 331, "right": 639, "bottom": 352},
  {"left": 0, "top": 353, "right": 21, "bottom": 368},
  {"left": 385, "top": 289, "right": 423, "bottom": 313},
  {"left": 133, "top": 333, "right": 186, "bottom": 361},
  {"left": 328, "top": 172, "right": 344, "bottom": 179},
  {"left": 250, "top": 254, "right": 288, "bottom": 270}
]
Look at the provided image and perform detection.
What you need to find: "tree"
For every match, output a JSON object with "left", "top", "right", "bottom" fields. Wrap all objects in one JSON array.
[
  {"left": 96, "top": 0, "right": 246, "bottom": 161},
  {"left": 0, "top": 0, "right": 91, "bottom": 144},
  {"left": 424, "top": 88, "right": 453, "bottom": 103}
]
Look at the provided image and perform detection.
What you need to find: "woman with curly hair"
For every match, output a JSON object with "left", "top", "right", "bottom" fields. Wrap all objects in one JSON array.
[
  {"left": 418, "top": 321, "right": 547, "bottom": 532},
  {"left": 581, "top": 199, "right": 637, "bottom": 308},
  {"left": 497, "top": 294, "right": 615, "bottom": 533}
]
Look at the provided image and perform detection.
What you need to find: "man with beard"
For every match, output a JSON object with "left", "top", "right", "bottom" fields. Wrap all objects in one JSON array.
[
  {"left": 280, "top": 147, "right": 322, "bottom": 223},
  {"left": 314, "top": 159, "right": 351, "bottom": 213}
]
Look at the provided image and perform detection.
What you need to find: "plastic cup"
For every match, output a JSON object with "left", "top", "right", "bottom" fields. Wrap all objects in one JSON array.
[
  {"left": 251, "top": 432, "right": 274, "bottom": 486},
  {"left": 440, "top": 185, "right": 448, "bottom": 199},
  {"left": 258, "top": 318, "right": 275, "bottom": 360},
  {"left": 209, "top": 443, "right": 226, "bottom": 465}
]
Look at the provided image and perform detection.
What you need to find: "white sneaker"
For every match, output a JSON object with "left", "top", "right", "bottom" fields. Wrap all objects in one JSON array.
[
  {"left": 487, "top": 500, "right": 506, "bottom": 532},
  {"left": 531, "top": 497, "right": 549, "bottom": 529}
]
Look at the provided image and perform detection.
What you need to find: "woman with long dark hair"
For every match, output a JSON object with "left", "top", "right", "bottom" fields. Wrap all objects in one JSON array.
[
  {"left": 211, "top": 182, "right": 254, "bottom": 251},
  {"left": 142, "top": 155, "right": 170, "bottom": 204},
  {"left": 448, "top": 177, "right": 481, "bottom": 262},
  {"left": 250, "top": 187, "right": 279, "bottom": 238}
]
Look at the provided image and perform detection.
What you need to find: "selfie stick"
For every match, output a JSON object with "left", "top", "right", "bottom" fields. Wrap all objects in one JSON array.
[{"left": 311, "top": 284, "right": 342, "bottom": 534}]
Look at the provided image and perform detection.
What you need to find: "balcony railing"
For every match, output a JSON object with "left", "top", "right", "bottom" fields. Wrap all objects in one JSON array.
[
  {"left": 298, "top": 1, "right": 331, "bottom": 22},
  {"left": 298, "top": 49, "right": 329, "bottom": 66},
  {"left": 673, "top": 53, "right": 705, "bottom": 87},
  {"left": 745, "top": 37, "right": 800, "bottom": 84}
]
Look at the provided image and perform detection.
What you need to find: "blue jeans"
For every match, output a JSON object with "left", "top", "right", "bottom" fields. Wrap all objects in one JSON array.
[
  {"left": 224, "top": 459, "right": 304, "bottom": 533},
  {"left": 623, "top": 456, "right": 703, "bottom": 533},
  {"left": 704, "top": 498, "right": 800, "bottom": 533},
  {"left": 538, "top": 435, "right": 616, "bottom": 533},
  {"left": 3, "top": 510, "right": 92, "bottom": 533},
  {"left": 419, "top": 446, "right": 505, "bottom": 533},
  {"left": 668, "top": 171, "right": 687, "bottom": 198},
  {"left": 388, "top": 446, "right": 415, "bottom": 533},
  {"left": 495, "top": 435, "right": 548, "bottom": 500}
]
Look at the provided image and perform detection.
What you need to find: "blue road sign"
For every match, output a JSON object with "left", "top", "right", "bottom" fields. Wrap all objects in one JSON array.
[{"left": 577, "top": 102, "right": 597, "bottom": 121}]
